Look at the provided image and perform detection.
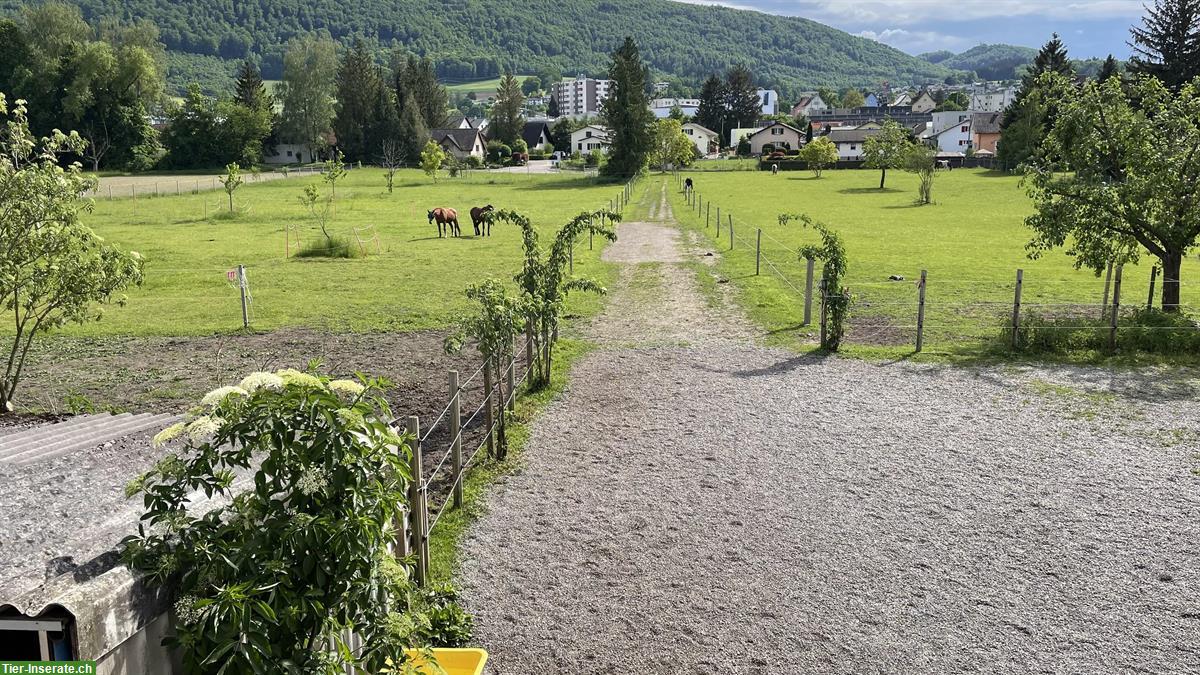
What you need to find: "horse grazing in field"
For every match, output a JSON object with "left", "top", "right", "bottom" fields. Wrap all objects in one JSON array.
[
  {"left": 428, "top": 208, "right": 461, "bottom": 238},
  {"left": 470, "top": 205, "right": 495, "bottom": 236}
]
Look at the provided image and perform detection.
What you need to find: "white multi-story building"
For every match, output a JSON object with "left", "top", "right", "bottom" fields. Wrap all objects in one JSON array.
[
  {"left": 553, "top": 74, "right": 612, "bottom": 117},
  {"left": 969, "top": 83, "right": 1018, "bottom": 113},
  {"left": 757, "top": 88, "right": 779, "bottom": 115},
  {"left": 928, "top": 111, "right": 973, "bottom": 153}
]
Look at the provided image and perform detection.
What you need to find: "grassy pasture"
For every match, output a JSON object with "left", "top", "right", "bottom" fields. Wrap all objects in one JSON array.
[
  {"left": 68, "top": 169, "right": 632, "bottom": 336},
  {"left": 670, "top": 168, "right": 1200, "bottom": 358}
]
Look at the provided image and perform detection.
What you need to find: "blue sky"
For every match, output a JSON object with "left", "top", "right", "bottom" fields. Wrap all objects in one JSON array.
[{"left": 678, "top": 1, "right": 1145, "bottom": 58}]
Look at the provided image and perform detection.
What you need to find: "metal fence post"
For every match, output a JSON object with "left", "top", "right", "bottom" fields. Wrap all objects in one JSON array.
[
  {"left": 755, "top": 229, "right": 762, "bottom": 275},
  {"left": 238, "top": 265, "right": 250, "bottom": 329},
  {"left": 717, "top": 206, "right": 721, "bottom": 234},
  {"left": 406, "top": 416, "right": 427, "bottom": 586},
  {"left": 1109, "top": 264, "right": 1123, "bottom": 351},
  {"left": 1147, "top": 266, "right": 1158, "bottom": 310},
  {"left": 729, "top": 220, "right": 734, "bottom": 250},
  {"left": 706, "top": 202, "right": 710, "bottom": 227},
  {"left": 803, "top": 258, "right": 815, "bottom": 325},
  {"left": 449, "top": 371, "right": 463, "bottom": 509},
  {"left": 1011, "top": 269, "right": 1023, "bottom": 350},
  {"left": 483, "top": 357, "right": 495, "bottom": 458},
  {"left": 916, "top": 270, "right": 927, "bottom": 352}
]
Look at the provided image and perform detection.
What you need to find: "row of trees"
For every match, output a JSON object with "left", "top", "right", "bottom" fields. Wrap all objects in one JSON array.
[{"left": 694, "top": 65, "right": 763, "bottom": 139}]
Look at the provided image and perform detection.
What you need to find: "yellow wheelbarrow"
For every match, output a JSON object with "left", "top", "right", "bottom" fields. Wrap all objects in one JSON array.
[{"left": 402, "top": 648, "right": 488, "bottom": 675}]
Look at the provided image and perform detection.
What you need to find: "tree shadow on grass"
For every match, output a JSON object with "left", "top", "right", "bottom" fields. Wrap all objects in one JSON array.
[
  {"left": 839, "top": 187, "right": 904, "bottom": 195},
  {"left": 882, "top": 202, "right": 929, "bottom": 209},
  {"left": 513, "top": 176, "right": 611, "bottom": 191}
]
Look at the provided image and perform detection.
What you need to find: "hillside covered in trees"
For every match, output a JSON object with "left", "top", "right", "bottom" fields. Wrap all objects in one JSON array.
[
  {"left": 0, "top": 0, "right": 961, "bottom": 95},
  {"left": 921, "top": 44, "right": 1039, "bottom": 81}
]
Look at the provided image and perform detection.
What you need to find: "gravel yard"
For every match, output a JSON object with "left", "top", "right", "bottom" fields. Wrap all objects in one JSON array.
[{"left": 458, "top": 189, "right": 1200, "bottom": 674}]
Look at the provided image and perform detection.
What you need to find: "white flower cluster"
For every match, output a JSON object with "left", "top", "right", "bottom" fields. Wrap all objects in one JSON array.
[
  {"left": 276, "top": 368, "right": 325, "bottom": 389},
  {"left": 336, "top": 407, "right": 365, "bottom": 428},
  {"left": 152, "top": 422, "right": 186, "bottom": 448},
  {"left": 200, "top": 385, "right": 247, "bottom": 407},
  {"left": 238, "top": 371, "right": 284, "bottom": 393},
  {"left": 328, "top": 379, "right": 365, "bottom": 401},
  {"left": 173, "top": 595, "right": 204, "bottom": 626},
  {"left": 186, "top": 416, "right": 223, "bottom": 443},
  {"left": 296, "top": 466, "right": 329, "bottom": 496}
]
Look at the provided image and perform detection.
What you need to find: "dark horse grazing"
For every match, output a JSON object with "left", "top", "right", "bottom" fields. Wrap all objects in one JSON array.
[
  {"left": 470, "top": 205, "right": 495, "bottom": 236},
  {"left": 428, "top": 207, "right": 461, "bottom": 238}
]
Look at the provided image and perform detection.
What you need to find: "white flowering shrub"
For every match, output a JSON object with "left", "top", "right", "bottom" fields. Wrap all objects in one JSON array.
[{"left": 122, "top": 369, "right": 466, "bottom": 673}]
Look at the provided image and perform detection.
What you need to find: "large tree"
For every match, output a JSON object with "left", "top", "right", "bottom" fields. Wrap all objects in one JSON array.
[
  {"left": 1128, "top": 0, "right": 1200, "bottom": 91},
  {"left": 998, "top": 34, "right": 1076, "bottom": 170},
  {"left": 695, "top": 74, "right": 727, "bottom": 141},
  {"left": 1098, "top": 54, "right": 1122, "bottom": 83},
  {"left": 600, "top": 37, "right": 654, "bottom": 177},
  {"left": 333, "top": 40, "right": 384, "bottom": 161},
  {"left": 1025, "top": 74, "right": 1200, "bottom": 312},
  {"left": 489, "top": 73, "right": 526, "bottom": 146},
  {"left": 394, "top": 53, "right": 447, "bottom": 130},
  {"left": 649, "top": 118, "right": 695, "bottom": 170},
  {"left": 1, "top": 95, "right": 144, "bottom": 413},
  {"left": 278, "top": 34, "right": 338, "bottom": 154},
  {"left": 862, "top": 120, "right": 913, "bottom": 189},
  {"left": 724, "top": 64, "right": 761, "bottom": 130},
  {"left": 233, "top": 59, "right": 271, "bottom": 111}
]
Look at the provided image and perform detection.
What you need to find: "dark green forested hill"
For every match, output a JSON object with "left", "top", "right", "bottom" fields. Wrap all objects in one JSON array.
[
  {"left": 0, "top": 0, "right": 959, "bottom": 95},
  {"left": 920, "top": 44, "right": 1038, "bottom": 81}
]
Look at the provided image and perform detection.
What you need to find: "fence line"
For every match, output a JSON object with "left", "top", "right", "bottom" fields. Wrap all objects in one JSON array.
[{"left": 670, "top": 175, "right": 1199, "bottom": 352}]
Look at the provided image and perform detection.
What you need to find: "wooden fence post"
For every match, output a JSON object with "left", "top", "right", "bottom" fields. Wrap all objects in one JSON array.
[
  {"left": 406, "top": 416, "right": 427, "bottom": 586},
  {"left": 449, "top": 371, "right": 463, "bottom": 509},
  {"left": 1100, "top": 259, "right": 1114, "bottom": 320},
  {"left": 569, "top": 241, "right": 574, "bottom": 273},
  {"left": 916, "top": 270, "right": 927, "bottom": 352},
  {"left": 716, "top": 206, "right": 721, "bottom": 234},
  {"left": 818, "top": 277, "right": 827, "bottom": 346},
  {"left": 1147, "top": 266, "right": 1158, "bottom": 310},
  {"left": 1011, "top": 269, "right": 1023, "bottom": 350},
  {"left": 1109, "top": 264, "right": 1123, "bottom": 351},
  {"left": 755, "top": 229, "right": 761, "bottom": 275},
  {"left": 589, "top": 227, "right": 593, "bottom": 250},
  {"left": 706, "top": 202, "right": 710, "bottom": 228},
  {"left": 729, "top": 220, "right": 734, "bottom": 250},
  {"left": 483, "top": 357, "right": 495, "bottom": 458},
  {"left": 525, "top": 321, "right": 534, "bottom": 381},
  {"left": 803, "top": 258, "right": 815, "bottom": 325}
]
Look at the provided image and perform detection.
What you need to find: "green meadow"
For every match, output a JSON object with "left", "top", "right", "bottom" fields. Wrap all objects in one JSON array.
[
  {"left": 74, "top": 169, "right": 633, "bottom": 336},
  {"left": 669, "top": 168, "right": 1200, "bottom": 357}
]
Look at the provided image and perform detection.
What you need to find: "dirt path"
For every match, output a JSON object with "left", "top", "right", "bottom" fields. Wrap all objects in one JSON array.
[{"left": 459, "top": 180, "right": 1200, "bottom": 674}]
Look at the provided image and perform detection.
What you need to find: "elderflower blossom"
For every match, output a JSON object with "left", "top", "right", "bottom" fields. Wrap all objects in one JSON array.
[
  {"left": 335, "top": 407, "right": 365, "bottom": 428},
  {"left": 200, "top": 385, "right": 247, "bottom": 407},
  {"left": 152, "top": 422, "right": 186, "bottom": 448},
  {"left": 186, "top": 416, "right": 223, "bottom": 443},
  {"left": 276, "top": 368, "right": 324, "bottom": 389},
  {"left": 328, "top": 379, "right": 365, "bottom": 401},
  {"left": 173, "top": 595, "right": 204, "bottom": 626},
  {"left": 238, "top": 371, "right": 284, "bottom": 393},
  {"left": 296, "top": 466, "right": 329, "bottom": 496}
]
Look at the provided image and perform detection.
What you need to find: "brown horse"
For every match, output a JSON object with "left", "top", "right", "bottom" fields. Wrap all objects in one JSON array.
[
  {"left": 427, "top": 207, "right": 460, "bottom": 238},
  {"left": 470, "top": 205, "right": 495, "bottom": 236}
]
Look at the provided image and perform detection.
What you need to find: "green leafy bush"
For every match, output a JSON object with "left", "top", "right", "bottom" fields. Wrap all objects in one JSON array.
[
  {"left": 122, "top": 370, "right": 466, "bottom": 673},
  {"left": 1003, "top": 309, "right": 1200, "bottom": 354},
  {"left": 296, "top": 235, "right": 362, "bottom": 259}
]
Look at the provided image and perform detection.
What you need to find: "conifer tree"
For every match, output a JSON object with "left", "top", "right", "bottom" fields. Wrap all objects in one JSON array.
[
  {"left": 332, "top": 39, "right": 382, "bottom": 161},
  {"left": 489, "top": 73, "right": 526, "bottom": 146},
  {"left": 997, "top": 34, "right": 1076, "bottom": 170},
  {"left": 1128, "top": 0, "right": 1200, "bottom": 91},
  {"left": 600, "top": 37, "right": 654, "bottom": 177}
]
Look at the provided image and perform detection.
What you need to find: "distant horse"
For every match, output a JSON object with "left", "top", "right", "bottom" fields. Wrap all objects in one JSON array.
[
  {"left": 428, "top": 208, "right": 460, "bottom": 238},
  {"left": 470, "top": 205, "right": 495, "bottom": 236}
]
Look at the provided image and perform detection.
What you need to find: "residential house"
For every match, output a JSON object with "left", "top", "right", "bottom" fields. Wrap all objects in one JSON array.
[
  {"left": 890, "top": 92, "right": 913, "bottom": 107},
  {"left": 571, "top": 124, "right": 611, "bottom": 154},
  {"left": 264, "top": 143, "right": 311, "bottom": 165},
  {"left": 682, "top": 122, "right": 719, "bottom": 157},
  {"left": 928, "top": 111, "right": 973, "bottom": 153},
  {"left": 864, "top": 93, "right": 881, "bottom": 108},
  {"left": 522, "top": 120, "right": 554, "bottom": 151},
  {"left": 729, "top": 127, "right": 759, "bottom": 148},
  {"left": 790, "top": 93, "right": 828, "bottom": 118},
  {"left": 651, "top": 97, "right": 701, "bottom": 119},
  {"left": 828, "top": 125, "right": 883, "bottom": 160},
  {"left": 431, "top": 128, "right": 487, "bottom": 160},
  {"left": 969, "top": 84, "right": 1018, "bottom": 113},
  {"left": 971, "top": 112, "right": 1003, "bottom": 154},
  {"left": 910, "top": 91, "right": 937, "bottom": 114},
  {"left": 757, "top": 88, "right": 779, "bottom": 115},
  {"left": 745, "top": 121, "right": 804, "bottom": 155},
  {"left": 553, "top": 74, "right": 612, "bottom": 117}
]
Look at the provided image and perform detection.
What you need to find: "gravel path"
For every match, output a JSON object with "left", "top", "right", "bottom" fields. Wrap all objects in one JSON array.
[{"left": 459, "top": 182, "right": 1200, "bottom": 674}]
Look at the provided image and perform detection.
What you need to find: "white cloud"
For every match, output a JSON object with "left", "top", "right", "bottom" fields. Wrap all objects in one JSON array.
[
  {"left": 855, "top": 27, "right": 972, "bottom": 52},
  {"left": 733, "top": 1, "right": 1143, "bottom": 25}
]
